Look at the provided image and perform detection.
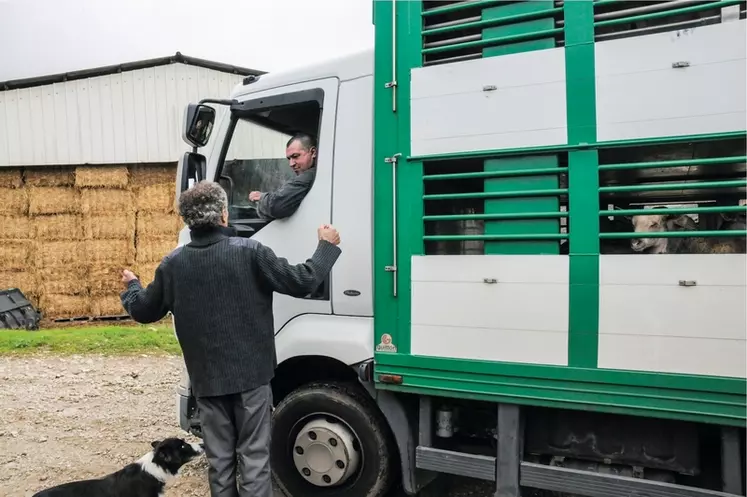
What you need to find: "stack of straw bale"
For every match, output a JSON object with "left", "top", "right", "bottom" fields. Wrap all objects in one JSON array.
[
  {"left": 76, "top": 166, "right": 136, "bottom": 318},
  {"left": 27, "top": 167, "right": 89, "bottom": 319},
  {"left": 130, "top": 164, "right": 181, "bottom": 287},
  {"left": 0, "top": 163, "right": 179, "bottom": 320},
  {"left": 0, "top": 169, "right": 35, "bottom": 298}
]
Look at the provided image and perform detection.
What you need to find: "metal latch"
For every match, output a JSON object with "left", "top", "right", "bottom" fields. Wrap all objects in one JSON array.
[
  {"left": 678, "top": 280, "right": 697, "bottom": 287},
  {"left": 672, "top": 61, "right": 690, "bottom": 69},
  {"left": 483, "top": 278, "right": 498, "bottom": 284}
]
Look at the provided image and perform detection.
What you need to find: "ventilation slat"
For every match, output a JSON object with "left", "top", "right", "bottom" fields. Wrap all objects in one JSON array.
[
  {"left": 593, "top": 0, "right": 746, "bottom": 41},
  {"left": 422, "top": 0, "right": 565, "bottom": 66}
]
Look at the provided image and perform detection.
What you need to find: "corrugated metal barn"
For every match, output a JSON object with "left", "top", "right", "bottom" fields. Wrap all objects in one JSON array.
[{"left": 0, "top": 53, "right": 271, "bottom": 322}]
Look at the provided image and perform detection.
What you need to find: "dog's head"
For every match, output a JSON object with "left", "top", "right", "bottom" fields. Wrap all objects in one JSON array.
[{"left": 149, "top": 438, "right": 204, "bottom": 475}]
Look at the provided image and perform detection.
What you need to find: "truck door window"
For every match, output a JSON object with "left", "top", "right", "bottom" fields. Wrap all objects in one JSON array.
[
  {"left": 221, "top": 120, "right": 295, "bottom": 221},
  {"left": 216, "top": 95, "right": 322, "bottom": 235}
]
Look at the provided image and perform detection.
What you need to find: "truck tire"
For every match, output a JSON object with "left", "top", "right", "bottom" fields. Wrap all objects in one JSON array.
[{"left": 271, "top": 381, "right": 396, "bottom": 497}]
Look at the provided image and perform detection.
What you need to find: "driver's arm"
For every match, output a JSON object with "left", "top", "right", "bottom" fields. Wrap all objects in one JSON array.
[{"left": 257, "top": 169, "right": 315, "bottom": 220}]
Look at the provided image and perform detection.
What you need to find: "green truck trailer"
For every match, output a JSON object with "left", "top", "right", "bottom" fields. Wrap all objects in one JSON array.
[{"left": 176, "top": 1, "right": 747, "bottom": 495}]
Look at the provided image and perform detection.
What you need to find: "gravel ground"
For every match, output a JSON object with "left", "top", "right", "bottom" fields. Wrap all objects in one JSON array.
[{"left": 0, "top": 354, "right": 493, "bottom": 497}]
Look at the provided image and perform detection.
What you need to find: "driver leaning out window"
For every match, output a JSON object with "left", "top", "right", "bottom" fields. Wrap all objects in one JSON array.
[{"left": 248, "top": 132, "right": 317, "bottom": 220}]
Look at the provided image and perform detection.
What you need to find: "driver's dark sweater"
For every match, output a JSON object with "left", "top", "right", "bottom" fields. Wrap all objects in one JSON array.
[{"left": 120, "top": 225, "right": 341, "bottom": 398}]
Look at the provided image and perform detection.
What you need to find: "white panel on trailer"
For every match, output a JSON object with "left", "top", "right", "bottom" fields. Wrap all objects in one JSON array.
[
  {"left": 598, "top": 254, "right": 747, "bottom": 378},
  {"left": 0, "top": 63, "right": 260, "bottom": 167},
  {"left": 410, "top": 255, "right": 569, "bottom": 366},
  {"left": 410, "top": 48, "right": 568, "bottom": 157},
  {"left": 595, "top": 20, "right": 747, "bottom": 142}
]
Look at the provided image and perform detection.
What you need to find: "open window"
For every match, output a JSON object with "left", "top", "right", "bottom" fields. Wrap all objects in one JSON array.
[{"left": 215, "top": 89, "right": 323, "bottom": 237}]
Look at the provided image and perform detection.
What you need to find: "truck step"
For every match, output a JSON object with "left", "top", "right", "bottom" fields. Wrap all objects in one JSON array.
[{"left": 415, "top": 446, "right": 741, "bottom": 497}]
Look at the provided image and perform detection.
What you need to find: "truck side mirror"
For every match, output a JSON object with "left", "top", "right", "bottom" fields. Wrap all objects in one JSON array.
[
  {"left": 182, "top": 104, "right": 216, "bottom": 148},
  {"left": 177, "top": 152, "right": 207, "bottom": 195}
]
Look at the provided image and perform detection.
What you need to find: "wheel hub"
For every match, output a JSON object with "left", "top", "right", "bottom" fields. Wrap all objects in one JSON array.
[{"left": 292, "top": 417, "right": 360, "bottom": 487}]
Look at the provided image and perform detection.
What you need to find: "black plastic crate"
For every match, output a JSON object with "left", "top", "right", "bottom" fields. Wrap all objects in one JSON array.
[{"left": 0, "top": 288, "right": 42, "bottom": 330}]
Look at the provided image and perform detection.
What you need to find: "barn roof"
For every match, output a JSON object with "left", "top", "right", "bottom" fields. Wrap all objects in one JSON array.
[{"left": 0, "top": 52, "right": 266, "bottom": 91}]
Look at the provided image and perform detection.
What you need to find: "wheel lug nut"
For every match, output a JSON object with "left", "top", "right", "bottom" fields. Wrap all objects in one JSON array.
[
  {"left": 329, "top": 438, "right": 337, "bottom": 447},
  {"left": 295, "top": 446, "right": 304, "bottom": 455},
  {"left": 302, "top": 468, "right": 311, "bottom": 477},
  {"left": 323, "top": 475, "right": 331, "bottom": 484},
  {"left": 336, "top": 460, "right": 345, "bottom": 469},
  {"left": 309, "top": 431, "right": 317, "bottom": 440}
]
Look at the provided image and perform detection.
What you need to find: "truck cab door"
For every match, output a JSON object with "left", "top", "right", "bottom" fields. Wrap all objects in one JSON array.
[{"left": 213, "top": 77, "right": 340, "bottom": 331}]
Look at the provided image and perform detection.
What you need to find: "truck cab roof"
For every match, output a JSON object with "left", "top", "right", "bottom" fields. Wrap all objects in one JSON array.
[{"left": 230, "top": 48, "right": 373, "bottom": 100}]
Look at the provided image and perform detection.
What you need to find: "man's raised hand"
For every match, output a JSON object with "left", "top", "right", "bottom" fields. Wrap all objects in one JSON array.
[{"left": 318, "top": 224, "right": 341, "bottom": 246}]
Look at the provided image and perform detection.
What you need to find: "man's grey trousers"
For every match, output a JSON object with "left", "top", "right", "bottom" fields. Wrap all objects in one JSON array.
[{"left": 196, "top": 384, "right": 273, "bottom": 497}]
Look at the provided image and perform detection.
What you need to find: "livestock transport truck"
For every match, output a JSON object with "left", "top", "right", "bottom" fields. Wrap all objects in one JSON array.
[{"left": 173, "top": 1, "right": 747, "bottom": 496}]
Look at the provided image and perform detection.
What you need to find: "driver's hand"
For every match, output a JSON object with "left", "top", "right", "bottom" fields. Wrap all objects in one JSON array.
[{"left": 249, "top": 191, "right": 262, "bottom": 202}]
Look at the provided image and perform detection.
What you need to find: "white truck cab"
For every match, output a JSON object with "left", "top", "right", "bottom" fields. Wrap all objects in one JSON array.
[{"left": 174, "top": 50, "right": 406, "bottom": 497}]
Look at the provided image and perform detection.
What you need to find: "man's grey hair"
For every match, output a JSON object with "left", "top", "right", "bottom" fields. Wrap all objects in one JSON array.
[{"left": 178, "top": 181, "right": 228, "bottom": 229}]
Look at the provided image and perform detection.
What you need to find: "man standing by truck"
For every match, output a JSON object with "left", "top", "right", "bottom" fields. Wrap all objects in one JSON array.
[
  {"left": 119, "top": 180, "right": 342, "bottom": 497},
  {"left": 249, "top": 132, "right": 317, "bottom": 220}
]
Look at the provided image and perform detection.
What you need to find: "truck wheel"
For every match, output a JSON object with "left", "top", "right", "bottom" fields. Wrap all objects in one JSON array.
[{"left": 271, "top": 381, "right": 396, "bottom": 497}]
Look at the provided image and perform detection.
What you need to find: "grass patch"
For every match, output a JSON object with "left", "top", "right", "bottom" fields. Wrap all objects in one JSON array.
[{"left": 0, "top": 323, "right": 182, "bottom": 356}]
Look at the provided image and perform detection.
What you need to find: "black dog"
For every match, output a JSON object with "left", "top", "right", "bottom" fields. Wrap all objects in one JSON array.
[{"left": 32, "top": 437, "right": 204, "bottom": 497}]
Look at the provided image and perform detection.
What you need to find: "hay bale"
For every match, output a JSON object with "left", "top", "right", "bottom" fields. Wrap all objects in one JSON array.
[
  {"left": 35, "top": 241, "right": 82, "bottom": 268},
  {"left": 28, "top": 187, "right": 79, "bottom": 215},
  {"left": 0, "top": 271, "right": 38, "bottom": 296},
  {"left": 89, "top": 264, "right": 126, "bottom": 296},
  {"left": 136, "top": 262, "right": 160, "bottom": 286},
  {"left": 136, "top": 236, "right": 176, "bottom": 263},
  {"left": 75, "top": 165, "right": 130, "bottom": 188},
  {"left": 91, "top": 295, "right": 126, "bottom": 317},
  {"left": 129, "top": 164, "right": 176, "bottom": 187},
  {"left": 83, "top": 212, "right": 136, "bottom": 240},
  {"left": 39, "top": 268, "right": 88, "bottom": 296},
  {"left": 0, "top": 216, "right": 32, "bottom": 240},
  {"left": 80, "top": 188, "right": 135, "bottom": 215},
  {"left": 24, "top": 167, "right": 75, "bottom": 187},
  {"left": 0, "top": 240, "right": 33, "bottom": 270},
  {"left": 86, "top": 239, "right": 136, "bottom": 266},
  {"left": 136, "top": 212, "right": 181, "bottom": 238},
  {"left": 0, "top": 169, "right": 22, "bottom": 188},
  {"left": 32, "top": 214, "right": 83, "bottom": 241},
  {"left": 136, "top": 184, "right": 175, "bottom": 213},
  {"left": 40, "top": 294, "right": 90, "bottom": 319},
  {"left": 0, "top": 188, "right": 29, "bottom": 215}
]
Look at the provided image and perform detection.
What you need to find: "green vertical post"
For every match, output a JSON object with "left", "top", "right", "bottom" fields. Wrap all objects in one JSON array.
[
  {"left": 482, "top": 1, "right": 556, "bottom": 57},
  {"left": 373, "top": 0, "right": 422, "bottom": 358},
  {"left": 484, "top": 156, "right": 560, "bottom": 255},
  {"left": 373, "top": 0, "right": 401, "bottom": 358},
  {"left": 394, "top": 0, "right": 423, "bottom": 355},
  {"left": 564, "top": 0, "right": 600, "bottom": 368},
  {"left": 482, "top": 2, "right": 560, "bottom": 255}
]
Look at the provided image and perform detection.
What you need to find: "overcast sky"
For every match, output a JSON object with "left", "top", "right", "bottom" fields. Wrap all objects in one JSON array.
[{"left": 0, "top": 0, "right": 374, "bottom": 82}]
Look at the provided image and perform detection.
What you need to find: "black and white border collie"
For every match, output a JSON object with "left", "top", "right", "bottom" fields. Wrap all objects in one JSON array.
[{"left": 32, "top": 437, "right": 204, "bottom": 497}]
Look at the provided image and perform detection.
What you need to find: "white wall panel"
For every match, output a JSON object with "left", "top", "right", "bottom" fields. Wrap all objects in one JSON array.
[
  {"left": 0, "top": 63, "right": 271, "bottom": 167},
  {"left": 595, "top": 20, "right": 747, "bottom": 141}
]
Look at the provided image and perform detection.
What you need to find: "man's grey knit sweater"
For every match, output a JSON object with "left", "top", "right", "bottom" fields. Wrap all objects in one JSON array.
[{"left": 120, "top": 225, "right": 341, "bottom": 398}]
